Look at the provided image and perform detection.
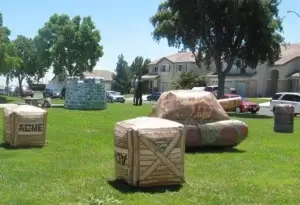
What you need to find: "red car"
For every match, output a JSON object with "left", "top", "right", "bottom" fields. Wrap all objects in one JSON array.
[{"left": 223, "top": 94, "right": 260, "bottom": 114}]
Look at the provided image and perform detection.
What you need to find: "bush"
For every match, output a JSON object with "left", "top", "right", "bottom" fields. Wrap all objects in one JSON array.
[{"left": 171, "top": 72, "right": 206, "bottom": 90}]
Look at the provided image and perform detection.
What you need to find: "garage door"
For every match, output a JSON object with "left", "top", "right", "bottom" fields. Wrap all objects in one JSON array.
[{"left": 235, "top": 80, "right": 248, "bottom": 97}]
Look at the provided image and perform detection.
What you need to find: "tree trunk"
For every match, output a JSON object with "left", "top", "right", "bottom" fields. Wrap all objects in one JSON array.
[
  {"left": 5, "top": 76, "right": 9, "bottom": 95},
  {"left": 217, "top": 73, "right": 226, "bottom": 99},
  {"left": 240, "top": 65, "right": 246, "bottom": 75},
  {"left": 18, "top": 77, "right": 23, "bottom": 98}
]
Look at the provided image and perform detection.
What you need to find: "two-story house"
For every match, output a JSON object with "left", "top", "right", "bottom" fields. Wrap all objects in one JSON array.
[
  {"left": 142, "top": 51, "right": 210, "bottom": 92},
  {"left": 206, "top": 43, "right": 300, "bottom": 97},
  {"left": 143, "top": 44, "right": 300, "bottom": 97}
]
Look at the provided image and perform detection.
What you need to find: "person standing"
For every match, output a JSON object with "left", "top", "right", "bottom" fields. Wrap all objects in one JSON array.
[
  {"left": 135, "top": 77, "right": 143, "bottom": 106},
  {"left": 131, "top": 75, "right": 137, "bottom": 105}
]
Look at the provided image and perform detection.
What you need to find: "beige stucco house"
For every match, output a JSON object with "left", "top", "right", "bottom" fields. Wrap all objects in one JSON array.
[
  {"left": 47, "top": 69, "right": 114, "bottom": 91},
  {"left": 144, "top": 44, "right": 300, "bottom": 97},
  {"left": 142, "top": 51, "right": 210, "bottom": 92},
  {"left": 206, "top": 43, "right": 300, "bottom": 97}
]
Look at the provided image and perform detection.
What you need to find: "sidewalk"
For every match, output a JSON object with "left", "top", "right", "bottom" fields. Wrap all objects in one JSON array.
[
  {"left": 0, "top": 103, "right": 17, "bottom": 108},
  {"left": 259, "top": 102, "right": 270, "bottom": 107},
  {"left": 125, "top": 95, "right": 148, "bottom": 101}
]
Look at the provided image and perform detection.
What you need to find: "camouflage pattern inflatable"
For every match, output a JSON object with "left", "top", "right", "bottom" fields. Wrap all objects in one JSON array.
[{"left": 150, "top": 90, "right": 248, "bottom": 148}]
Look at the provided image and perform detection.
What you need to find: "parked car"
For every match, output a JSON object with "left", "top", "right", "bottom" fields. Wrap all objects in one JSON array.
[
  {"left": 223, "top": 94, "right": 260, "bottom": 113},
  {"left": 43, "top": 88, "right": 63, "bottom": 99},
  {"left": 106, "top": 91, "right": 125, "bottom": 103},
  {"left": 14, "top": 86, "right": 34, "bottom": 97},
  {"left": 204, "top": 85, "right": 232, "bottom": 97},
  {"left": 269, "top": 92, "right": 300, "bottom": 116},
  {"left": 191, "top": 87, "right": 205, "bottom": 91},
  {"left": 147, "top": 92, "right": 162, "bottom": 101}
]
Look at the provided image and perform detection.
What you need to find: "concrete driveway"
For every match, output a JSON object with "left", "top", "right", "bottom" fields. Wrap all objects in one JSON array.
[{"left": 125, "top": 95, "right": 155, "bottom": 104}]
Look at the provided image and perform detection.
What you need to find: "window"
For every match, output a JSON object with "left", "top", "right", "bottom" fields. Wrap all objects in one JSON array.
[
  {"left": 294, "top": 95, "right": 300, "bottom": 102},
  {"left": 177, "top": 64, "right": 187, "bottom": 72},
  {"left": 272, "top": 94, "right": 282, "bottom": 100},
  {"left": 204, "top": 87, "right": 213, "bottom": 92},
  {"left": 160, "top": 64, "right": 170, "bottom": 72},
  {"left": 154, "top": 67, "right": 158, "bottom": 72},
  {"left": 281, "top": 94, "right": 300, "bottom": 102}
]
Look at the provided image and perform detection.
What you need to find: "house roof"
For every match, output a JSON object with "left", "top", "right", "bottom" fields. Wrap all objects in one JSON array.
[
  {"left": 83, "top": 70, "right": 114, "bottom": 81},
  {"left": 51, "top": 69, "right": 114, "bottom": 82},
  {"left": 275, "top": 43, "right": 300, "bottom": 66},
  {"left": 149, "top": 52, "right": 196, "bottom": 65},
  {"left": 149, "top": 43, "right": 300, "bottom": 67}
]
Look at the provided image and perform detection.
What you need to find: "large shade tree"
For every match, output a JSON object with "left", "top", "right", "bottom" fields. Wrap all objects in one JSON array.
[
  {"left": 8, "top": 35, "right": 40, "bottom": 95},
  {"left": 36, "top": 14, "right": 104, "bottom": 80},
  {"left": 150, "top": 0, "right": 284, "bottom": 98},
  {"left": 0, "top": 13, "right": 11, "bottom": 74}
]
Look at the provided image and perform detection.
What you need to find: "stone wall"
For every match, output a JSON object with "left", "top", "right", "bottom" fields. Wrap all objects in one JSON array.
[{"left": 64, "top": 77, "right": 107, "bottom": 110}]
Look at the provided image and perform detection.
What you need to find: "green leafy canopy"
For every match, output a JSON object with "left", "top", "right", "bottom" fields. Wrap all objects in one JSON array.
[
  {"left": 36, "top": 14, "right": 104, "bottom": 79},
  {"left": 112, "top": 54, "right": 131, "bottom": 94},
  {"left": 150, "top": 0, "right": 284, "bottom": 98}
]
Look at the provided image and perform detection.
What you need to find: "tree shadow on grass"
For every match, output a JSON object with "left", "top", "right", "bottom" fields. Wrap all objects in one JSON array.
[
  {"left": 0, "top": 143, "right": 43, "bottom": 150},
  {"left": 186, "top": 146, "right": 246, "bottom": 154},
  {"left": 0, "top": 96, "right": 15, "bottom": 103},
  {"left": 107, "top": 179, "right": 182, "bottom": 193},
  {"left": 228, "top": 113, "right": 273, "bottom": 119}
]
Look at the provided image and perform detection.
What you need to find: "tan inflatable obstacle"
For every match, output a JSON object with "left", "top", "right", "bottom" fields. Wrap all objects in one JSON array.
[
  {"left": 150, "top": 90, "right": 248, "bottom": 148},
  {"left": 3, "top": 105, "right": 48, "bottom": 148},
  {"left": 114, "top": 117, "right": 185, "bottom": 187}
]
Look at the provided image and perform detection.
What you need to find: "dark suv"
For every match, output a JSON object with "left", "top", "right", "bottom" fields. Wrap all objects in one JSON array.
[
  {"left": 146, "top": 92, "right": 162, "bottom": 101},
  {"left": 43, "top": 88, "right": 63, "bottom": 99}
]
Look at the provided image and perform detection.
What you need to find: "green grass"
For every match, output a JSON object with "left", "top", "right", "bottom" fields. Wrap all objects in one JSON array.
[
  {"left": 1, "top": 104, "right": 300, "bottom": 204},
  {"left": 247, "top": 97, "right": 270, "bottom": 104},
  {"left": 0, "top": 95, "right": 64, "bottom": 105},
  {"left": 0, "top": 95, "right": 270, "bottom": 105}
]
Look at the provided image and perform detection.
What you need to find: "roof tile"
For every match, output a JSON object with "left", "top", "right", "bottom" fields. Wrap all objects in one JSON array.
[
  {"left": 275, "top": 43, "right": 300, "bottom": 65},
  {"left": 83, "top": 70, "right": 114, "bottom": 81},
  {"left": 149, "top": 52, "right": 196, "bottom": 64}
]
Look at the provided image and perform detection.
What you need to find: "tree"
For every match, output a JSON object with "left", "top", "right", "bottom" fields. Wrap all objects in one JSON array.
[
  {"left": 3, "top": 42, "right": 22, "bottom": 80},
  {"left": 7, "top": 35, "right": 39, "bottom": 95},
  {"left": 111, "top": 54, "right": 131, "bottom": 94},
  {"left": 26, "top": 37, "right": 52, "bottom": 85},
  {"left": 130, "top": 56, "right": 151, "bottom": 77},
  {"left": 171, "top": 72, "right": 206, "bottom": 89},
  {"left": 0, "top": 13, "right": 11, "bottom": 74},
  {"left": 150, "top": 0, "right": 284, "bottom": 98},
  {"left": 36, "top": 14, "right": 104, "bottom": 80}
]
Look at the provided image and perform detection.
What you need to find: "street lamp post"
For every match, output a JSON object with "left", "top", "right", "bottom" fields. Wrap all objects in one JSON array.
[{"left": 287, "top": 10, "right": 300, "bottom": 18}]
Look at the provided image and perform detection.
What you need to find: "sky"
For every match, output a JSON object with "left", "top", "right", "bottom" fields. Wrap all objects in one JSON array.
[{"left": 0, "top": 0, "right": 299, "bottom": 85}]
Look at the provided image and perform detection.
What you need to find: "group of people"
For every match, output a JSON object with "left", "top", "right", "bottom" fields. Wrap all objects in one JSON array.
[{"left": 132, "top": 76, "right": 143, "bottom": 106}]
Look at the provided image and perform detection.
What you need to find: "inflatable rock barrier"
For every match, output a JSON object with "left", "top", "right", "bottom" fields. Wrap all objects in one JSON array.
[{"left": 150, "top": 90, "right": 248, "bottom": 148}]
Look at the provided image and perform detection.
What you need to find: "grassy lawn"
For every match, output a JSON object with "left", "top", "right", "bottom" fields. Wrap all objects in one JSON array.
[
  {"left": 246, "top": 97, "right": 270, "bottom": 104},
  {"left": 0, "top": 95, "right": 65, "bottom": 105},
  {"left": 0, "top": 94, "right": 270, "bottom": 106},
  {"left": 0, "top": 103, "right": 300, "bottom": 204}
]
